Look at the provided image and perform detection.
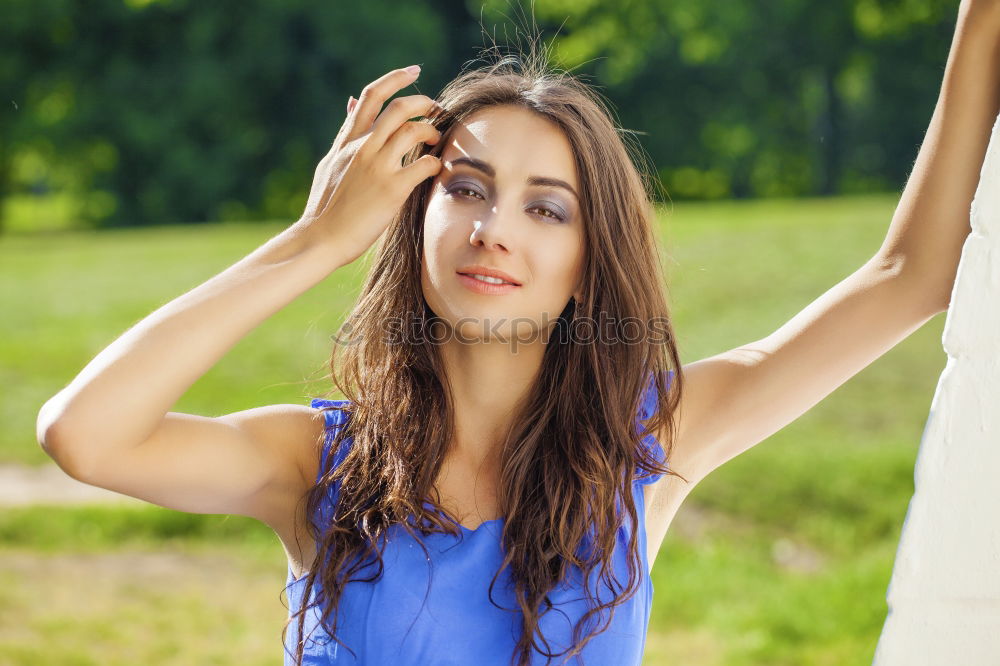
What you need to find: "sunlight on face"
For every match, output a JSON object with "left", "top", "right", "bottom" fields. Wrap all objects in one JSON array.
[{"left": 420, "top": 105, "right": 586, "bottom": 345}]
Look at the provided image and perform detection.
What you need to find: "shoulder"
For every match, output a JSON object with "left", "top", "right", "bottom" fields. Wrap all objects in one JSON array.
[
  {"left": 227, "top": 400, "right": 350, "bottom": 495},
  {"left": 234, "top": 403, "right": 331, "bottom": 491}
]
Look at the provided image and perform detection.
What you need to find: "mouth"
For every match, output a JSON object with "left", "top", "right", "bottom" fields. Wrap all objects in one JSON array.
[
  {"left": 455, "top": 265, "right": 523, "bottom": 286},
  {"left": 456, "top": 271, "right": 522, "bottom": 294}
]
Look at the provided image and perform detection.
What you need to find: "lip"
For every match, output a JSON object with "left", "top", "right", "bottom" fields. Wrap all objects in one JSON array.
[
  {"left": 457, "top": 272, "right": 521, "bottom": 295},
  {"left": 455, "top": 265, "right": 522, "bottom": 286}
]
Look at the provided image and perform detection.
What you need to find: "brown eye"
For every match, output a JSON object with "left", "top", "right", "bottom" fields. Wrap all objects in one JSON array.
[
  {"left": 530, "top": 206, "right": 566, "bottom": 223},
  {"left": 447, "top": 184, "right": 484, "bottom": 200}
]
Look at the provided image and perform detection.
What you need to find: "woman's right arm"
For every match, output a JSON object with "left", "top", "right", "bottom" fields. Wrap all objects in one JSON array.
[
  {"left": 35, "top": 65, "right": 442, "bottom": 526},
  {"left": 36, "top": 220, "right": 344, "bottom": 520}
]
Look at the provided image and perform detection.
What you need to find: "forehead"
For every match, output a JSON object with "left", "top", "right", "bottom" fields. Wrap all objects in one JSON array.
[{"left": 439, "top": 105, "right": 579, "bottom": 190}]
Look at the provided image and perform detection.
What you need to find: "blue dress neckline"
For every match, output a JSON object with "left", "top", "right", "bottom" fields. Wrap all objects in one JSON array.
[{"left": 421, "top": 499, "right": 505, "bottom": 534}]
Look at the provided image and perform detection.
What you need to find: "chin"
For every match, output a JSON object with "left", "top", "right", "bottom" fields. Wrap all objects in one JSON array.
[{"left": 422, "top": 303, "right": 540, "bottom": 346}]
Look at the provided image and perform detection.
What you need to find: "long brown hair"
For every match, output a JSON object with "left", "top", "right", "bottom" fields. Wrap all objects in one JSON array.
[{"left": 284, "top": 35, "right": 686, "bottom": 666}]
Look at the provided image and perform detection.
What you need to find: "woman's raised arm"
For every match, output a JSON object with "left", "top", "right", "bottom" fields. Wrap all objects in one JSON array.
[
  {"left": 645, "top": 3, "right": 1000, "bottom": 527},
  {"left": 34, "top": 66, "right": 441, "bottom": 522},
  {"left": 878, "top": 0, "right": 1000, "bottom": 309}
]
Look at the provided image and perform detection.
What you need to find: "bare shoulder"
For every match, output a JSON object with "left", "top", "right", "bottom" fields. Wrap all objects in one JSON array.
[
  {"left": 219, "top": 402, "right": 325, "bottom": 478},
  {"left": 222, "top": 402, "right": 328, "bottom": 577},
  {"left": 220, "top": 403, "right": 327, "bottom": 529},
  {"left": 641, "top": 358, "right": 737, "bottom": 570}
]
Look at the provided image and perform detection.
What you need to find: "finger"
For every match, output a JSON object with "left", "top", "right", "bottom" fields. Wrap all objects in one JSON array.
[
  {"left": 347, "top": 95, "right": 357, "bottom": 115},
  {"left": 400, "top": 153, "right": 443, "bottom": 190},
  {"left": 382, "top": 119, "right": 442, "bottom": 164},
  {"left": 346, "top": 66, "right": 423, "bottom": 141},
  {"left": 369, "top": 95, "right": 441, "bottom": 148}
]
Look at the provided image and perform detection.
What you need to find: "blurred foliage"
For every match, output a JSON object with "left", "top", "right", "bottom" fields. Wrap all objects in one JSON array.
[
  {"left": 0, "top": 0, "right": 961, "bottom": 230},
  {"left": 0, "top": 0, "right": 455, "bottom": 229}
]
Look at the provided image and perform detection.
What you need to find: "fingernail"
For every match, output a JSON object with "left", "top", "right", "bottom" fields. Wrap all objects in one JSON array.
[{"left": 404, "top": 64, "right": 421, "bottom": 75}]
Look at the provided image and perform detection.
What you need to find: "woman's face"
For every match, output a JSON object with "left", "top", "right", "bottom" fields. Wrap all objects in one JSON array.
[{"left": 421, "top": 105, "right": 586, "bottom": 344}]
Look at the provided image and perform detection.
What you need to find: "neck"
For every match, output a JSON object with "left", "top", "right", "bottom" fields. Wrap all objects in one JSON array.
[{"left": 438, "top": 333, "right": 546, "bottom": 469}]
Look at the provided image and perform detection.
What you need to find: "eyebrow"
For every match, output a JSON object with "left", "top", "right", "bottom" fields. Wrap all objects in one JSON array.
[{"left": 446, "top": 156, "right": 579, "bottom": 201}]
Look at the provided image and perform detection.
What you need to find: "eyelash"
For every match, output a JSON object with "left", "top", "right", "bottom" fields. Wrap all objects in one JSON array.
[{"left": 448, "top": 186, "right": 566, "bottom": 223}]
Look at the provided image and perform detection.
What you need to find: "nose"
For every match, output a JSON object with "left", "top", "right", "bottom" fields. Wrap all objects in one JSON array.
[{"left": 468, "top": 208, "right": 513, "bottom": 252}]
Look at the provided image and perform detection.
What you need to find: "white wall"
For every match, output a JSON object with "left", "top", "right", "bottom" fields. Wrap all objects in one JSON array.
[{"left": 872, "top": 112, "right": 1000, "bottom": 664}]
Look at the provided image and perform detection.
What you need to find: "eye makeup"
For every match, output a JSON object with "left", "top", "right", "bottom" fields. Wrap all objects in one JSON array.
[
  {"left": 444, "top": 180, "right": 569, "bottom": 223},
  {"left": 445, "top": 156, "right": 579, "bottom": 202}
]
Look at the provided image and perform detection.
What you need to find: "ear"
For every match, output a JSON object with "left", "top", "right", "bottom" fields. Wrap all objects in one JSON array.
[{"left": 572, "top": 274, "right": 585, "bottom": 305}]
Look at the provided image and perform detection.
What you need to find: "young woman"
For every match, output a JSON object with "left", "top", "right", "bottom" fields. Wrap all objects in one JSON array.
[{"left": 36, "top": 2, "right": 1000, "bottom": 664}]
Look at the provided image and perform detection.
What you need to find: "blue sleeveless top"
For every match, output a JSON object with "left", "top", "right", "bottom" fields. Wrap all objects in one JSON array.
[{"left": 284, "top": 370, "right": 672, "bottom": 665}]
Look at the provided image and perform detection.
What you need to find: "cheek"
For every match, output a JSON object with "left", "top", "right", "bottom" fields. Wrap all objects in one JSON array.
[
  {"left": 537, "top": 240, "right": 584, "bottom": 290},
  {"left": 420, "top": 208, "right": 460, "bottom": 299},
  {"left": 422, "top": 194, "right": 458, "bottom": 251},
  {"left": 421, "top": 220, "right": 452, "bottom": 280}
]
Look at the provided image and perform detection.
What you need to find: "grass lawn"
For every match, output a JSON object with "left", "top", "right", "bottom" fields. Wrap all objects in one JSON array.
[{"left": 0, "top": 192, "right": 946, "bottom": 664}]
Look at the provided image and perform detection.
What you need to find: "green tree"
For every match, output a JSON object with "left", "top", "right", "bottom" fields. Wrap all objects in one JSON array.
[{"left": 0, "top": 0, "right": 450, "bottom": 229}]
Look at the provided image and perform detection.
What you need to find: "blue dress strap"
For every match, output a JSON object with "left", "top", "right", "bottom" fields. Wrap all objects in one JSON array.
[
  {"left": 309, "top": 398, "right": 352, "bottom": 485},
  {"left": 634, "top": 369, "right": 674, "bottom": 486}
]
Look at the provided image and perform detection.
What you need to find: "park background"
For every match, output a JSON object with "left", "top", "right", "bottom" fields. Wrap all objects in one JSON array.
[{"left": 0, "top": 0, "right": 954, "bottom": 663}]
